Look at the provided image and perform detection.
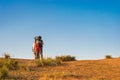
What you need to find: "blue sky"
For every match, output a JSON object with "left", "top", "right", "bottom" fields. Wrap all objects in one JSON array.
[{"left": 0, "top": 0, "right": 120, "bottom": 60}]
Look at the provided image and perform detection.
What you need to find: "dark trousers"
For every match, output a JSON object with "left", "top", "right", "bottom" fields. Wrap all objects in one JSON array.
[
  {"left": 34, "top": 49, "right": 43, "bottom": 59},
  {"left": 35, "top": 51, "right": 40, "bottom": 59}
]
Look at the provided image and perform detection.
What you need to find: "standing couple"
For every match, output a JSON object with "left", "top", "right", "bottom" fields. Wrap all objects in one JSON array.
[{"left": 32, "top": 35, "right": 44, "bottom": 59}]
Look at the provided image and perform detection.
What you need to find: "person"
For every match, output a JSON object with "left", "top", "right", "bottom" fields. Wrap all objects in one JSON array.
[{"left": 32, "top": 35, "right": 44, "bottom": 59}]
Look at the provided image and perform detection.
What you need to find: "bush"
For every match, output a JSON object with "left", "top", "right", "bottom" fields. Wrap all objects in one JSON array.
[
  {"left": 0, "top": 65, "right": 8, "bottom": 79},
  {"left": 0, "top": 59, "right": 19, "bottom": 70},
  {"left": 0, "top": 62, "right": 4, "bottom": 68},
  {"left": 36, "top": 58, "right": 61, "bottom": 67},
  {"left": 6, "top": 59, "right": 18, "bottom": 70},
  {"left": 4, "top": 53, "right": 10, "bottom": 59},
  {"left": 105, "top": 55, "right": 112, "bottom": 59},
  {"left": 55, "top": 55, "right": 76, "bottom": 61}
]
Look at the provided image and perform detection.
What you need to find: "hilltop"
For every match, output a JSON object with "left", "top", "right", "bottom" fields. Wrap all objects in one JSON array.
[{"left": 0, "top": 58, "right": 120, "bottom": 80}]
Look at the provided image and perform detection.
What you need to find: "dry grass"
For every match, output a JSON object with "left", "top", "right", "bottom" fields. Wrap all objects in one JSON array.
[
  {"left": 36, "top": 58, "right": 61, "bottom": 67},
  {"left": 0, "top": 65, "right": 8, "bottom": 79},
  {"left": 0, "top": 58, "right": 120, "bottom": 80}
]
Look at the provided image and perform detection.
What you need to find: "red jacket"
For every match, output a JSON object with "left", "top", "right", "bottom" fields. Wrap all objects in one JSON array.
[{"left": 35, "top": 43, "right": 40, "bottom": 51}]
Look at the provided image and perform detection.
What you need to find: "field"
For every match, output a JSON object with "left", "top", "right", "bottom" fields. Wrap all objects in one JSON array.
[{"left": 0, "top": 58, "right": 120, "bottom": 80}]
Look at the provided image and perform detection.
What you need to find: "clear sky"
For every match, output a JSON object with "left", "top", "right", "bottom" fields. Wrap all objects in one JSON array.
[{"left": 0, "top": 0, "right": 120, "bottom": 60}]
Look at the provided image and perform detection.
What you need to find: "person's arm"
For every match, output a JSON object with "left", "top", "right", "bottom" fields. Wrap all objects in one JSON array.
[{"left": 32, "top": 43, "right": 35, "bottom": 52}]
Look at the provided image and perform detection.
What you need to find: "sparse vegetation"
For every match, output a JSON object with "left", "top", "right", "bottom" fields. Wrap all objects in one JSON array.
[
  {"left": 105, "top": 55, "right": 112, "bottom": 59},
  {"left": 0, "top": 54, "right": 19, "bottom": 79},
  {"left": 43, "top": 72, "right": 80, "bottom": 79},
  {"left": 36, "top": 58, "right": 61, "bottom": 67},
  {"left": 0, "top": 55, "right": 120, "bottom": 80},
  {"left": 0, "top": 62, "right": 4, "bottom": 68},
  {"left": 0, "top": 59, "right": 18, "bottom": 70},
  {"left": 6, "top": 59, "right": 18, "bottom": 70},
  {"left": 0, "top": 65, "right": 8, "bottom": 79},
  {"left": 4, "top": 53, "right": 10, "bottom": 59},
  {"left": 55, "top": 55, "right": 76, "bottom": 61}
]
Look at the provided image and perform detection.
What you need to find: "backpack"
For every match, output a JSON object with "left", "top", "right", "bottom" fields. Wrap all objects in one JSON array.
[{"left": 39, "top": 40, "right": 43, "bottom": 47}]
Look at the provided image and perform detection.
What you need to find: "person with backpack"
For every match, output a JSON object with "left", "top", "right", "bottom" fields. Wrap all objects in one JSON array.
[{"left": 32, "top": 35, "right": 44, "bottom": 59}]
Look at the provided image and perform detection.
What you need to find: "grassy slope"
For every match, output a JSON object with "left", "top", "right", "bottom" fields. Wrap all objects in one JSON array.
[{"left": 0, "top": 58, "right": 120, "bottom": 80}]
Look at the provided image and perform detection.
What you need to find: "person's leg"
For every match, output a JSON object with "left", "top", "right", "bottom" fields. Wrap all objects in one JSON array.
[
  {"left": 40, "top": 49, "right": 43, "bottom": 59},
  {"left": 41, "top": 47, "right": 43, "bottom": 54},
  {"left": 34, "top": 52, "right": 37, "bottom": 59},
  {"left": 37, "top": 51, "right": 40, "bottom": 59}
]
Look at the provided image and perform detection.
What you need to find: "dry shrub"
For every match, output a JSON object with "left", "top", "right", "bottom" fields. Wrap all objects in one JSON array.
[
  {"left": 4, "top": 53, "right": 10, "bottom": 59},
  {"left": 0, "top": 65, "right": 8, "bottom": 79},
  {"left": 55, "top": 55, "right": 76, "bottom": 61},
  {"left": 0, "top": 62, "right": 4, "bottom": 68},
  {"left": 105, "top": 55, "right": 112, "bottom": 59},
  {"left": 0, "top": 59, "right": 19, "bottom": 70},
  {"left": 36, "top": 58, "right": 61, "bottom": 67},
  {"left": 6, "top": 59, "right": 18, "bottom": 70},
  {"left": 19, "top": 64, "right": 28, "bottom": 71}
]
